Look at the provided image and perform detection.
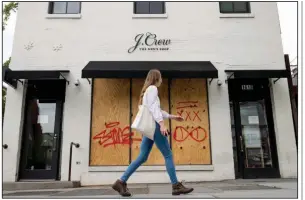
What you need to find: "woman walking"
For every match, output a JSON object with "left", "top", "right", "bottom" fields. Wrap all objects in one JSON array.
[{"left": 112, "top": 69, "right": 194, "bottom": 197}]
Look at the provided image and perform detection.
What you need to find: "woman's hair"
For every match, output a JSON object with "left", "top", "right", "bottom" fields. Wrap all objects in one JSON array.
[{"left": 139, "top": 69, "right": 162, "bottom": 105}]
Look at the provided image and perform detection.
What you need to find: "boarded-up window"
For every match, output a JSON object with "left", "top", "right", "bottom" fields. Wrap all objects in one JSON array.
[
  {"left": 170, "top": 79, "right": 211, "bottom": 164},
  {"left": 90, "top": 79, "right": 131, "bottom": 166},
  {"left": 90, "top": 78, "right": 211, "bottom": 166}
]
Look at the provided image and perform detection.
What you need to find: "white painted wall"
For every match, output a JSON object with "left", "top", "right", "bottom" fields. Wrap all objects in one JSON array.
[
  {"left": 3, "top": 2, "right": 297, "bottom": 184},
  {"left": 2, "top": 85, "right": 26, "bottom": 181},
  {"left": 270, "top": 80, "right": 297, "bottom": 178}
]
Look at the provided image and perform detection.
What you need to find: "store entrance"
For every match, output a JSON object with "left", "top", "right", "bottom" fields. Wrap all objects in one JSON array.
[
  {"left": 228, "top": 79, "right": 280, "bottom": 179},
  {"left": 18, "top": 80, "right": 66, "bottom": 180}
]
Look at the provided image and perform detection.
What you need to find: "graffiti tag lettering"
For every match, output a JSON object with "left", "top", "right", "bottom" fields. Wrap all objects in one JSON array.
[{"left": 93, "top": 122, "right": 141, "bottom": 148}]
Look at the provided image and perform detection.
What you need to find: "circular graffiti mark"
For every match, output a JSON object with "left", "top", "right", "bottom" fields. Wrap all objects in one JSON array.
[{"left": 173, "top": 126, "right": 207, "bottom": 142}]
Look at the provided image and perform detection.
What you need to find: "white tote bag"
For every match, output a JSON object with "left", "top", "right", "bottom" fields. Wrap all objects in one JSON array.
[{"left": 131, "top": 105, "right": 156, "bottom": 140}]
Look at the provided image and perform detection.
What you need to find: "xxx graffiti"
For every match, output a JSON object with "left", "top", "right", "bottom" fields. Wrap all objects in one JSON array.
[{"left": 176, "top": 101, "right": 203, "bottom": 122}]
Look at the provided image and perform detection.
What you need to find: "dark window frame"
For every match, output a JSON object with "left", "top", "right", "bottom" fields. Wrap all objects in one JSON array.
[
  {"left": 134, "top": 2, "right": 166, "bottom": 14},
  {"left": 219, "top": 2, "right": 251, "bottom": 14},
  {"left": 48, "top": 2, "right": 82, "bottom": 14}
]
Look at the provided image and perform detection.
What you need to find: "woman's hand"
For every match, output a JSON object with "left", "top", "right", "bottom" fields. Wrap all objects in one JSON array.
[
  {"left": 159, "top": 121, "right": 169, "bottom": 136},
  {"left": 172, "top": 115, "right": 184, "bottom": 122}
]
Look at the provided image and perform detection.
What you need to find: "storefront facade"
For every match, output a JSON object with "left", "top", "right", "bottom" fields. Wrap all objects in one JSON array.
[{"left": 3, "top": 2, "right": 297, "bottom": 185}]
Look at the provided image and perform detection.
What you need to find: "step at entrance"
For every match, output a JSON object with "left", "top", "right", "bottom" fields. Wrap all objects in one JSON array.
[{"left": 3, "top": 181, "right": 81, "bottom": 191}]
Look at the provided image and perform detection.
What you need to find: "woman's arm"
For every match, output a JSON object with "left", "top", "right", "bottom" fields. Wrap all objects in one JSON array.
[
  {"left": 161, "top": 110, "right": 174, "bottom": 119},
  {"left": 145, "top": 86, "right": 165, "bottom": 123}
]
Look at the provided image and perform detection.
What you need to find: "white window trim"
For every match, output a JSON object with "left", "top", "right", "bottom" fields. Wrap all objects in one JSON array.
[
  {"left": 46, "top": 14, "right": 82, "bottom": 19},
  {"left": 89, "top": 165, "right": 214, "bottom": 172},
  {"left": 132, "top": 13, "right": 168, "bottom": 19},
  {"left": 219, "top": 13, "right": 255, "bottom": 18}
]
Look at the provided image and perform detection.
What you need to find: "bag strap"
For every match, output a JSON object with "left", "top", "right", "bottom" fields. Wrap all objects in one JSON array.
[{"left": 142, "top": 87, "right": 149, "bottom": 106}]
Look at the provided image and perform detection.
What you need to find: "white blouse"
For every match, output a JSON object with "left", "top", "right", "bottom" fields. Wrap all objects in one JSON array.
[{"left": 142, "top": 85, "right": 172, "bottom": 123}]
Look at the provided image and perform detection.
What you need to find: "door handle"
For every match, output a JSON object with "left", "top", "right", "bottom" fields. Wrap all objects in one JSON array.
[
  {"left": 53, "top": 135, "right": 57, "bottom": 151},
  {"left": 239, "top": 135, "right": 244, "bottom": 152}
]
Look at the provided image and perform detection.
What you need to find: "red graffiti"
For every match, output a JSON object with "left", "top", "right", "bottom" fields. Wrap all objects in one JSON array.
[
  {"left": 173, "top": 126, "right": 207, "bottom": 142},
  {"left": 177, "top": 110, "right": 202, "bottom": 122},
  {"left": 176, "top": 105, "right": 198, "bottom": 109},
  {"left": 176, "top": 101, "right": 199, "bottom": 110},
  {"left": 175, "top": 101, "right": 202, "bottom": 122},
  {"left": 93, "top": 122, "right": 142, "bottom": 148},
  {"left": 185, "top": 111, "right": 192, "bottom": 121},
  {"left": 177, "top": 101, "right": 199, "bottom": 104},
  {"left": 193, "top": 111, "right": 201, "bottom": 121},
  {"left": 177, "top": 110, "right": 183, "bottom": 116}
]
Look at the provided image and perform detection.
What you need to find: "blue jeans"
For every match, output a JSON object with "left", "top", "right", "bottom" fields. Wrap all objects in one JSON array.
[{"left": 120, "top": 123, "right": 178, "bottom": 184}]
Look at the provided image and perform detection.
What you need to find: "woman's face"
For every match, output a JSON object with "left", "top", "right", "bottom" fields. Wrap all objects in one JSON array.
[{"left": 156, "top": 76, "right": 162, "bottom": 87}]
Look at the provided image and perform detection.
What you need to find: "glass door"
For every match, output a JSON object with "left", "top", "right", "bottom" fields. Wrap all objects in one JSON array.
[
  {"left": 239, "top": 101, "right": 275, "bottom": 172},
  {"left": 19, "top": 80, "right": 65, "bottom": 180},
  {"left": 229, "top": 79, "right": 280, "bottom": 179}
]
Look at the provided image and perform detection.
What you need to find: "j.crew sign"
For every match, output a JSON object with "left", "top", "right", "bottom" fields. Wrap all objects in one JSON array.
[{"left": 128, "top": 32, "right": 171, "bottom": 53}]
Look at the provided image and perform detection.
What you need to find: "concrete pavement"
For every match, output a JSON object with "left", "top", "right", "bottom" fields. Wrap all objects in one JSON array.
[{"left": 3, "top": 179, "right": 298, "bottom": 199}]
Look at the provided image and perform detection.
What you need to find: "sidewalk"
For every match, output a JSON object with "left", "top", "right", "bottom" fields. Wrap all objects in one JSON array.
[{"left": 3, "top": 179, "right": 298, "bottom": 199}]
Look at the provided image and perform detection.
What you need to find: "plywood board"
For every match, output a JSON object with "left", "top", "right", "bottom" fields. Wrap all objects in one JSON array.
[
  {"left": 131, "top": 79, "right": 169, "bottom": 165},
  {"left": 90, "top": 79, "right": 130, "bottom": 166},
  {"left": 170, "top": 79, "right": 211, "bottom": 165}
]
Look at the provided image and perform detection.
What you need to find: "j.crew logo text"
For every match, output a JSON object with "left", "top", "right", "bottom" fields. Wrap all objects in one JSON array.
[{"left": 128, "top": 32, "right": 171, "bottom": 53}]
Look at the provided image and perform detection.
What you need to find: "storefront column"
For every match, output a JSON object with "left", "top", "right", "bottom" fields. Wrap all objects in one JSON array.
[
  {"left": 60, "top": 71, "right": 92, "bottom": 181},
  {"left": 2, "top": 85, "right": 26, "bottom": 182},
  {"left": 270, "top": 79, "right": 297, "bottom": 178},
  {"left": 207, "top": 70, "right": 235, "bottom": 179}
]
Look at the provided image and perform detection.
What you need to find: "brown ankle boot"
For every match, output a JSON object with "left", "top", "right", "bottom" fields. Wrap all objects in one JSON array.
[
  {"left": 172, "top": 182, "right": 194, "bottom": 195},
  {"left": 112, "top": 179, "right": 132, "bottom": 197}
]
